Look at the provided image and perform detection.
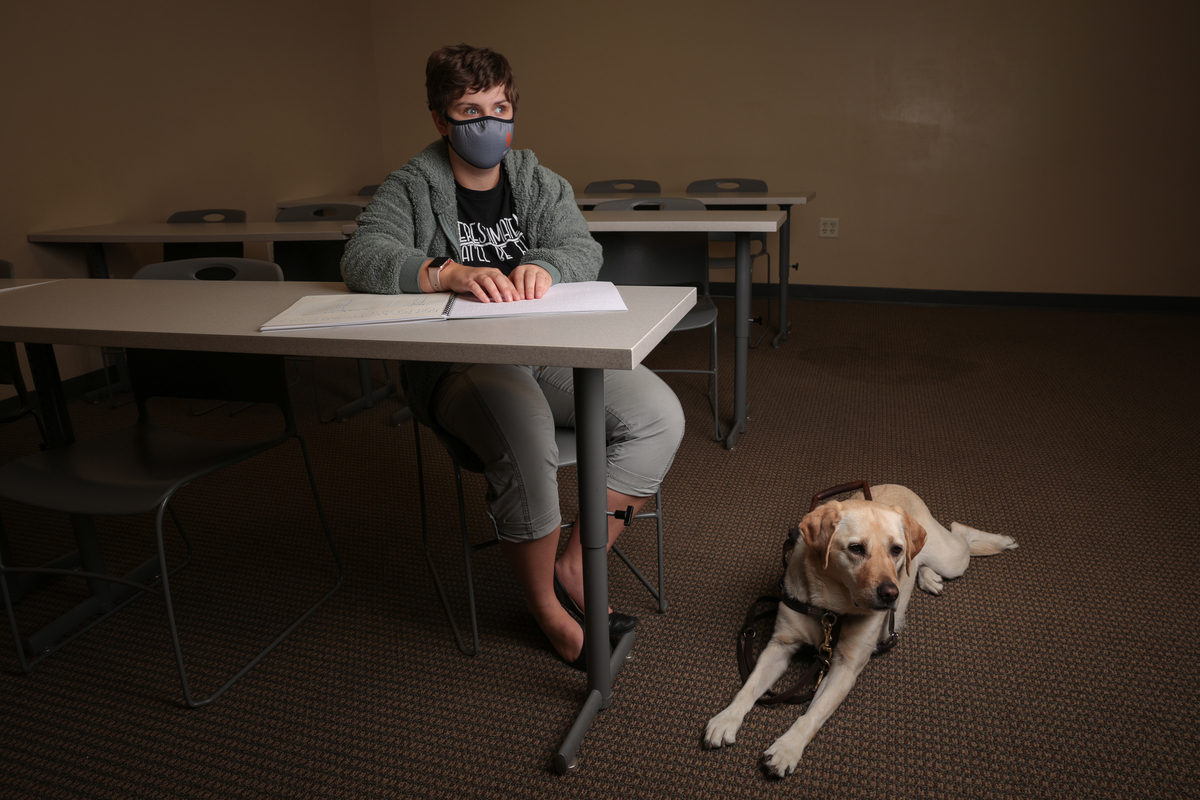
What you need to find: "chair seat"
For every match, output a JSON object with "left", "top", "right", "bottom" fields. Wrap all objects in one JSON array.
[
  {"left": 0, "top": 419, "right": 284, "bottom": 516},
  {"left": 671, "top": 296, "right": 718, "bottom": 333}
]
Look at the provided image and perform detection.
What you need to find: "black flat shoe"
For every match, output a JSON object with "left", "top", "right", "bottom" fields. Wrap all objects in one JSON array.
[
  {"left": 553, "top": 570, "right": 639, "bottom": 638},
  {"left": 533, "top": 614, "right": 588, "bottom": 671},
  {"left": 608, "top": 611, "right": 638, "bottom": 637}
]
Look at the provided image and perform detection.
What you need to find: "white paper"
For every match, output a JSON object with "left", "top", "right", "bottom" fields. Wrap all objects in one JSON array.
[
  {"left": 0, "top": 280, "right": 56, "bottom": 293},
  {"left": 260, "top": 292, "right": 452, "bottom": 331},
  {"left": 447, "top": 281, "right": 626, "bottom": 319}
]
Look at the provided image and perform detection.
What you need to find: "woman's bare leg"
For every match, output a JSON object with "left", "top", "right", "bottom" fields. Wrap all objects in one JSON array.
[
  {"left": 500, "top": 527, "right": 582, "bottom": 661},
  {"left": 553, "top": 489, "right": 650, "bottom": 612}
]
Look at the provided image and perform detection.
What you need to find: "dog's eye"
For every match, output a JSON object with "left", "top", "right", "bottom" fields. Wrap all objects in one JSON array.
[
  {"left": 848, "top": 543, "right": 865, "bottom": 555},
  {"left": 891, "top": 545, "right": 904, "bottom": 557}
]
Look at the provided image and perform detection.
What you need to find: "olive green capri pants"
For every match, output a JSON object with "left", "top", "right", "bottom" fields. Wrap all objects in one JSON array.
[{"left": 431, "top": 363, "right": 685, "bottom": 542}]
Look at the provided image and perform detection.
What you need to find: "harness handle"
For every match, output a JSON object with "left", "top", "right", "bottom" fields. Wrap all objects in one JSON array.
[
  {"left": 809, "top": 481, "right": 872, "bottom": 512},
  {"left": 784, "top": 482, "right": 875, "bottom": 569}
]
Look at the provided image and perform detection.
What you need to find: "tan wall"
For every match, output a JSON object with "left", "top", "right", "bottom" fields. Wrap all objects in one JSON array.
[
  {"left": 0, "top": 0, "right": 385, "bottom": 390},
  {"left": 369, "top": 0, "right": 1199, "bottom": 297},
  {"left": 3, "top": 0, "right": 1196, "bottom": 398}
]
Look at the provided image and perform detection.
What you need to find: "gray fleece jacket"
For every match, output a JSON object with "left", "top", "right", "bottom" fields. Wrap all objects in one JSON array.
[{"left": 340, "top": 139, "right": 602, "bottom": 428}]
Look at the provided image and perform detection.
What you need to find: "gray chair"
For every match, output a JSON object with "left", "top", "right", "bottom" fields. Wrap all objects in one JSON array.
[
  {"left": 591, "top": 197, "right": 723, "bottom": 440},
  {"left": 0, "top": 347, "right": 343, "bottom": 707},
  {"left": 0, "top": 259, "right": 51, "bottom": 630},
  {"left": 135, "top": 257, "right": 283, "bottom": 282},
  {"left": 411, "top": 417, "right": 666, "bottom": 657},
  {"left": 1, "top": 340, "right": 50, "bottom": 447},
  {"left": 273, "top": 203, "right": 361, "bottom": 282},
  {"left": 164, "top": 209, "right": 247, "bottom": 262},
  {"left": 274, "top": 204, "right": 395, "bottom": 421},
  {"left": 132, "top": 258, "right": 286, "bottom": 416},
  {"left": 584, "top": 179, "right": 661, "bottom": 193},
  {"left": 686, "top": 179, "right": 772, "bottom": 339},
  {"left": 358, "top": 184, "right": 380, "bottom": 197},
  {"left": 581, "top": 179, "right": 660, "bottom": 211},
  {"left": 0, "top": 260, "right": 49, "bottom": 445}
]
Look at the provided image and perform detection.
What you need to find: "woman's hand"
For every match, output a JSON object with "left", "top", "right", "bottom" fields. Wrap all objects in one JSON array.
[
  {"left": 438, "top": 261, "right": 517, "bottom": 303},
  {"left": 508, "top": 263, "right": 552, "bottom": 300},
  {"left": 424, "top": 260, "right": 551, "bottom": 302}
]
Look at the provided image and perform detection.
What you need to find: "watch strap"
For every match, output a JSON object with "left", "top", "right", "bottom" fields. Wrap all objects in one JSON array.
[{"left": 429, "top": 257, "right": 451, "bottom": 292}]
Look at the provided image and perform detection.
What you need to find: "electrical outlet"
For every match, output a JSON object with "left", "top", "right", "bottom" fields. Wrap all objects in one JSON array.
[{"left": 819, "top": 218, "right": 839, "bottom": 238}]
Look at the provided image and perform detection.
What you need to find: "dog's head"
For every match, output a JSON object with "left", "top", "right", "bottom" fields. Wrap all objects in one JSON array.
[{"left": 798, "top": 500, "right": 927, "bottom": 610}]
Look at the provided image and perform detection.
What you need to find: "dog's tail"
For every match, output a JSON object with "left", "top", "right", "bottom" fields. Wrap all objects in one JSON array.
[{"left": 950, "top": 522, "right": 1018, "bottom": 556}]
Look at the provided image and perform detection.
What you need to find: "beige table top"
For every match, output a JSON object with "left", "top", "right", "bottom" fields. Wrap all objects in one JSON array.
[
  {"left": 0, "top": 279, "right": 694, "bottom": 371},
  {"left": 278, "top": 191, "right": 815, "bottom": 210},
  {"left": 27, "top": 221, "right": 352, "bottom": 244},
  {"left": 581, "top": 209, "right": 785, "bottom": 233}
]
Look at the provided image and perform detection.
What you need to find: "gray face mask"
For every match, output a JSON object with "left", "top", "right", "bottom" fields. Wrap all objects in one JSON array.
[{"left": 444, "top": 115, "right": 514, "bottom": 170}]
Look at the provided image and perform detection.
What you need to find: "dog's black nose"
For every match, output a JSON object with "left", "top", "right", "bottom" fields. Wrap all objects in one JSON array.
[{"left": 877, "top": 582, "right": 899, "bottom": 604}]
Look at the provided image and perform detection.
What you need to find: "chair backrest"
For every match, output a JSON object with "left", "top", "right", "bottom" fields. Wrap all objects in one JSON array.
[
  {"left": 275, "top": 203, "right": 362, "bottom": 222},
  {"left": 358, "top": 184, "right": 380, "bottom": 197},
  {"left": 1, "top": 258, "right": 22, "bottom": 395},
  {"left": 686, "top": 178, "right": 768, "bottom": 194},
  {"left": 687, "top": 178, "right": 769, "bottom": 242},
  {"left": 590, "top": 198, "right": 709, "bottom": 288},
  {"left": 584, "top": 179, "right": 661, "bottom": 194},
  {"left": 1, "top": 259, "right": 23, "bottom": 388},
  {"left": 164, "top": 210, "right": 247, "bottom": 260},
  {"left": 167, "top": 209, "right": 247, "bottom": 224},
  {"left": 133, "top": 258, "right": 284, "bottom": 282},
  {"left": 591, "top": 197, "right": 706, "bottom": 212},
  {"left": 126, "top": 348, "right": 295, "bottom": 423}
]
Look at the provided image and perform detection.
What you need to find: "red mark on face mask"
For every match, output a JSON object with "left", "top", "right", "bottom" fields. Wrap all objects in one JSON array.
[{"left": 505, "top": 131, "right": 512, "bottom": 147}]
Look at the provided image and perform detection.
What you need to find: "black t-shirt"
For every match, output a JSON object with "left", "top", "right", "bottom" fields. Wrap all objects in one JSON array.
[{"left": 454, "top": 170, "right": 528, "bottom": 276}]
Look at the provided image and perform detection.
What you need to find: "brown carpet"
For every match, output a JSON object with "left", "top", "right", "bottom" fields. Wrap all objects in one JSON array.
[{"left": 1, "top": 297, "right": 1197, "bottom": 798}]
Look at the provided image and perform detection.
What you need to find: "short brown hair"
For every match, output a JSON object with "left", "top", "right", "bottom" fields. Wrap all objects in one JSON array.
[{"left": 426, "top": 44, "right": 518, "bottom": 117}]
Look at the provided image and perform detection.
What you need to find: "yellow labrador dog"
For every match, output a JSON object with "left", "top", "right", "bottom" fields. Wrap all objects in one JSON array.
[{"left": 703, "top": 484, "right": 1016, "bottom": 776}]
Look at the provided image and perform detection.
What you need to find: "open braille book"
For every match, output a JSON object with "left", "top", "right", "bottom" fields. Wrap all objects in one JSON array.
[{"left": 259, "top": 281, "right": 627, "bottom": 331}]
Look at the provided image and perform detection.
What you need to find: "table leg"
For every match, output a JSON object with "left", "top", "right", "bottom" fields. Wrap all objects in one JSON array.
[
  {"left": 772, "top": 204, "right": 794, "bottom": 348},
  {"left": 84, "top": 243, "right": 110, "bottom": 279},
  {"left": 554, "top": 367, "right": 617, "bottom": 773},
  {"left": 332, "top": 359, "right": 397, "bottom": 421},
  {"left": 724, "top": 233, "right": 752, "bottom": 449},
  {"left": 11, "top": 343, "right": 159, "bottom": 669}
]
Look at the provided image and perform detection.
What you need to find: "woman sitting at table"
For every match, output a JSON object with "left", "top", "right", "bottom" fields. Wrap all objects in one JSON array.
[{"left": 340, "top": 44, "right": 684, "bottom": 670}]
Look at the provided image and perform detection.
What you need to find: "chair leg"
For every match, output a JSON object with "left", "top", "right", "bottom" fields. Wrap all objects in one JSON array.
[
  {"left": 709, "top": 320, "right": 723, "bottom": 441},
  {"left": 0, "top": 505, "right": 192, "bottom": 674},
  {"left": 415, "top": 420, "right": 482, "bottom": 657},
  {"left": 157, "top": 437, "right": 344, "bottom": 708},
  {"left": 0, "top": 516, "right": 31, "bottom": 674},
  {"left": 608, "top": 487, "right": 668, "bottom": 613},
  {"left": 85, "top": 348, "right": 133, "bottom": 408}
]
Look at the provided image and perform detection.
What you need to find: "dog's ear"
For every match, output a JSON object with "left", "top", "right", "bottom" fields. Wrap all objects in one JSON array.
[
  {"left": 894, "top": 507, "right": 927, "bottom": 575},
  {"left": 799, "top": 503, "right": 843, "bottom": 569}
]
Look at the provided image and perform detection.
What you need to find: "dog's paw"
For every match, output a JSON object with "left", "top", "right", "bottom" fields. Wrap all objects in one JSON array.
[
  {"left": 703, "top": 709, "right": 744, "bottom": 749},
  {"left": 762, "top": 737, "right": 805, "bottom": 777},
  {"left": 917, "top": 565, "right": 944, "bottom": 594}
]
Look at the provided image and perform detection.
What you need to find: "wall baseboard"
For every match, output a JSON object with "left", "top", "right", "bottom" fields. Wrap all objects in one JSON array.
[{"left": 708, "top": 282, "right": 1200, "bottom": 314}]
